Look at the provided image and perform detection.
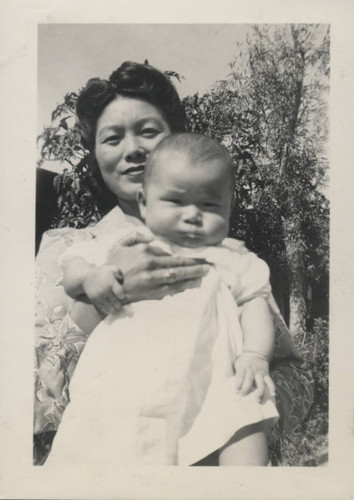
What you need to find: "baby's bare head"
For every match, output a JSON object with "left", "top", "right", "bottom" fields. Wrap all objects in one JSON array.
[{"left": 144, "top": 132, "right": 235, "bottom": 198}]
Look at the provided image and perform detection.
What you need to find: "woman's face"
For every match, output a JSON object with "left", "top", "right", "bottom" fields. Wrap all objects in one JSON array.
[{"left": 95, "top": 96, "right": 171, "bottom": 213}]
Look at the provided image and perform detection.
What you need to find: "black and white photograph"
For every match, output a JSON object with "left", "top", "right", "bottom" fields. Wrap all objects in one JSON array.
[
  {"left": 34, "top": 23, "right": 328, "bottom": 468},
  {"left": 1, "top": 1, "right": 354, "bottom": 499}
]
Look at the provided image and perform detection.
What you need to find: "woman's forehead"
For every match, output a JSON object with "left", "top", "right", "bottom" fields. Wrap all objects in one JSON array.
[{"left": 97, "top": 95, "right": 168, "bottom": 128}]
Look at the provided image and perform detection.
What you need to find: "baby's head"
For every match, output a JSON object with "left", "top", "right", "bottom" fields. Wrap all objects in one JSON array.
[{"left": 138, "top": 133, "right": 234, "bottom": 248}]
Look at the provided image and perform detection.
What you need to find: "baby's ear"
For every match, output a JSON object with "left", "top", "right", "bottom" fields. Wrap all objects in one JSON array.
[{"left": 137, "top": 188, "right": 147, "bottom": 221}]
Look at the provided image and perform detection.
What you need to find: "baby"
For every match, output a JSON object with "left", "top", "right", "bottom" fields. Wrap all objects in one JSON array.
[{"left": 47, "top": 133, "right": 278, "bottom": 466}]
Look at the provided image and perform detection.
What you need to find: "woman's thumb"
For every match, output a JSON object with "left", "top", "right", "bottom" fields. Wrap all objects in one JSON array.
[
  {"left": 113, "top": 267, "right": 124, "bottom": 284},
  {"left": 119, "top": 230, "right": 152, "bottom": 247}
]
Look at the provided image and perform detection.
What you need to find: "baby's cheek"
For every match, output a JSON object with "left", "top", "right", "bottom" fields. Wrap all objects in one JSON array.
[
  {"left": 162, "top": 207, "right": 179, "bottom": 224},
  {"left": 212, "top": 214, "right": 228, "bottom": 232},
  {"left": 210, "top": 220, "right": 229, "bottom": 244},
  {"left": 150, "top": 208, "right": 176, "bottom": 235}
]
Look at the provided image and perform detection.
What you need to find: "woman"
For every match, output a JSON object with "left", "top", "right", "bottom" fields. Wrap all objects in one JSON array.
[{"left": 34, "top": 61, "right": 313, "bottom": 465}]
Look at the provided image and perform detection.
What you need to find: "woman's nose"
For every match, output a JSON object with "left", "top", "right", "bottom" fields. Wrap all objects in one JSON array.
[
  {"left": 125, "top": 136, "right": 146, "bottom": 163},
  {"left": 183, "top": 205, "right": 203, "bottom": 226}
]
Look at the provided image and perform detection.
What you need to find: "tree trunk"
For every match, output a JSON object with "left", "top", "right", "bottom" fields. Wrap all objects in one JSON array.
[
  {"left": 286, "top": 238, "right": 307, "bottom": 336},
  {"left": 289, "top": 273, "right": 306, "bottom": 336}
]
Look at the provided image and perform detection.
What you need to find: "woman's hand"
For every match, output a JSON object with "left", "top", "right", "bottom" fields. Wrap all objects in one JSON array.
[
  {"left": 105, "top": 231, "right": 210, "bottom": 304},
  {"left": 234, "top": 351, "right": 276, "bottom": 402}
]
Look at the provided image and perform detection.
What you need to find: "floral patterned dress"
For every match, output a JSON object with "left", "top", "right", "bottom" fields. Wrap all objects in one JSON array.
[{"left": 33, "top": 207, "right": 314, "bottom": 465}]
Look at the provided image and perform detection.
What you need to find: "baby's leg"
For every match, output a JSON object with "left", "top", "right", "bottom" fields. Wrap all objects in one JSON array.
[
  {"left": 218, "top": 421, "right": 269, "bottom": 466},
  {"left": 69, "top": 300, "right": 104, "bottom": 335}
]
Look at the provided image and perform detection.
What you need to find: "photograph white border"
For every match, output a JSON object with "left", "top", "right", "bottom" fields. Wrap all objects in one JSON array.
[{"left": 1, "top": 0, "right": 353, "bottom": 498}]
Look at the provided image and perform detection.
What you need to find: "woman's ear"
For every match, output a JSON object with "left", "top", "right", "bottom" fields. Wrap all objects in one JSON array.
[{"left": 137, "top": 188, "right": 147, "bottom": 221}]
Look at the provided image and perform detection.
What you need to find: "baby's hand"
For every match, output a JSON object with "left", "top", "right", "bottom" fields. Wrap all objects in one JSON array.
[
  {"left": 82, "top": 265, "right": 125, "bottom": 316},
  {"left": 234, "top": 351, "right": 276, "bottom": 402}
]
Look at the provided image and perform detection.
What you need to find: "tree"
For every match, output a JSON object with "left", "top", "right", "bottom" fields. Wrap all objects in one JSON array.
[
  {"left": 37, "top": 40, "right": 329, "bottom": 464},
  {"left": 38, "top": 27, "right": 329, "bottom": 334},
  {"left": 37, "top": 91, "right": 84, "bottom": 169},
  {"left": 183, "top": 24, "right": 329, "bottom": 336}
]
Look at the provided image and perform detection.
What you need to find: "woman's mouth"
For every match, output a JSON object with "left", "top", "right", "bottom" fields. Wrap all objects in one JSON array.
[{"left": 123, "top": 165, "right": 145, "bottom": 176}]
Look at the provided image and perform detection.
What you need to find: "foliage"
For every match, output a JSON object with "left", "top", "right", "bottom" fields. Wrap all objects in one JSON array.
[
  {"left": 276, "top": 317, "right": 329, "bottom": 466},
  {"left": 37, "top": 92, "right": 85, "bottom": 168},
  {"left": 182, "top": 24, "right": 329, "bottom": 334},
  {"left": 37, "top": 90, "right": 103, "bottom": 227},
  {"left": 37, "top": 30, "right": 329, "bottom": 464},
  {"left": 51, "top": 164, "right": 101, "bottom": 228},
  {"left": 37, "top": 26, "right": 330, "bottom": 324},
  {"left": 38, "top": 27, "right": 329, "bottom": 291}
]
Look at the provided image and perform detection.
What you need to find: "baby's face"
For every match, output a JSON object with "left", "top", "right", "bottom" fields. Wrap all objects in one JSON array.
[{"left": 139, "top": 152, "right": 233, "bottom": 248}]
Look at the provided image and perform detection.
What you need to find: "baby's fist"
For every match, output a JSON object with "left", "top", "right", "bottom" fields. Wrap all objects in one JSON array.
[{"left": 234, "top": 351, "right": 275, "bottom": 402}]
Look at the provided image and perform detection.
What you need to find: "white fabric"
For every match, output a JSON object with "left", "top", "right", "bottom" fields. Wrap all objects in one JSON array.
[
  {"left": 60, "top": 225, "right": 271, "bottom": 304},
  {"left": 48, "top": 225, "right": 278, "bottom": 466}
]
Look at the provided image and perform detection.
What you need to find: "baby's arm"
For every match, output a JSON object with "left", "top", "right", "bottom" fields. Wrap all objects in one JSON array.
[
  {"left": 62, "top": 257, "right": 125, "bottom": 335},
  {"left": 63, "top": 257, "right": 125, "bottom": 316},
  {"left": 220, "top": 244, "right": 275, "bottom": 400},
  {"left": 240, "top": 296, "right": 274, "bottom": 360},
  {"left": 69, "top": 300, "right": 104, "bottom": 335},
  {"left": 234, "top": 296, "right": 276, "bottom": 401},
  {"left": 59, "top": 231, "right": 130, "bottom": 334}
]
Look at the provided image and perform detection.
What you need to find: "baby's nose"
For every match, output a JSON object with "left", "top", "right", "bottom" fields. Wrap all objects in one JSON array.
[{"left": 183, "top": 205, "right": 202, "bottom": 225}]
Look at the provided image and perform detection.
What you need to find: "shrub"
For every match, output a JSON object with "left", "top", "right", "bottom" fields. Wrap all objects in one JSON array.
[{"left": 275, "top": 317, "right": 329, "bottom": 466}]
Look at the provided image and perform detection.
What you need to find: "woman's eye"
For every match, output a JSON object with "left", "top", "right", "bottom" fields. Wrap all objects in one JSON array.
[
  {"left": 103, "top": 135, "right": 121, "bottom": 145},
  {"left": 203, "top": 202, "right": 218, "bottom": 208},
  {"left": 141, "top": 128, "right": 159, "bottom": 138}
]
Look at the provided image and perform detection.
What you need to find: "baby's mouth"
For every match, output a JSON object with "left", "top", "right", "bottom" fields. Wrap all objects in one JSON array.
[
  {"left": 181, "top": 229, "right": 204, "bottom": 238},
  {"left": 178, "top": 231, "right": 205, "bottom": 246}
]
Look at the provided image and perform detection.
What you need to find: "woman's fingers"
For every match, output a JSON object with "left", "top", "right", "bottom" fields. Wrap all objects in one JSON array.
[
  {"left": 147, "top": 246, "right": 206, "bottom": 264},
  {"left": 104, "top": 296, "right": 115, "bottom": 314},
  {"left": 95, "top": 300, "right": 111, "bottom": 316},
  {"left": 173, "top": 263, "right": 210, "bottom": 281},
  {"left": 106, "top": 238, "right": 210, "bottom": 303},
  {"left": 119, "top": 231, "right": 153, "bottom": 247},
  {"left": 94, "top": 291, "right": 121, "bottom": 315},
  {"left": 125, "top": 280, "right": 189, "bottom": 302},
  {"left": 159, "top": 278, "right": 203, "bottom": 299},
  {"left": 149, "top": 263, "right": 210, "bottom": 285},
  {"left": 152, "top": 253, "right": 208, "bottom": 268},
  {"left": 146, "top": 245, "right": 172, "bottom": 257},
  {"left": 111, "top": 280, "right": 125, "bottom": 300},
  {"left": 171, "top": 277, "right": 203, "bottom": 293},
  {"left": 146, "top": 277, "right": 204, "bottom": 300},
  {"left": 106, "top": 293, "right": 122, "bottom": 313}
]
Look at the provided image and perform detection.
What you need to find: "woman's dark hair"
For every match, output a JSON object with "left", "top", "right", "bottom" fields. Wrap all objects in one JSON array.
[{"left": 76, "top": 61, "right": 186, "bottom": 213}]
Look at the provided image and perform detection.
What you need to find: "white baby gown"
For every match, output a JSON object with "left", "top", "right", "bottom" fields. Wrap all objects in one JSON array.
[{"left": 47, "top": 227, "right": 278, "bottom": 466}]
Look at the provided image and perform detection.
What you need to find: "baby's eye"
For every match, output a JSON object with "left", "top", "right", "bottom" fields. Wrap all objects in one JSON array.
[
  {"left": 141, "top": 128, "right": 159, "bottom": 138},
  {"left": 167, "top": 199, "right": 182, "bottom": 205},
  {"left": 203, "top": 202, "right": 218, "bottom": 208}
]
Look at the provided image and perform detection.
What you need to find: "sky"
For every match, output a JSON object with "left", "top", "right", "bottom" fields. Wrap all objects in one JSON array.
[
  {"left": 38, "top": 24, "right": 250, "bottom": 138},
  {"left": 2, "top": 3, "right": 354, "bottom": 496}
]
